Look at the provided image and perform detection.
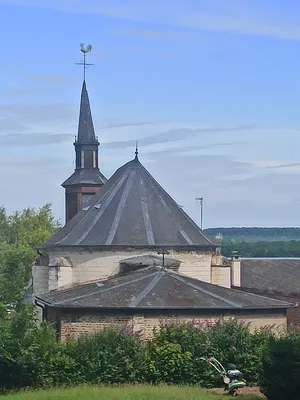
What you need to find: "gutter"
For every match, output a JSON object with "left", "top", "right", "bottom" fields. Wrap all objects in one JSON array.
[
  {"left": 36, "top": 304, "right": 294, "bottom": 311},
  {"left": 34, "top": 298, "right": 46, "bottom": 321}
]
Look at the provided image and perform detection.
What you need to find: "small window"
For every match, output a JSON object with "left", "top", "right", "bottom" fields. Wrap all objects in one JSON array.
[{"left": 82, "top": 193, "right": 94, "bottom": 207}]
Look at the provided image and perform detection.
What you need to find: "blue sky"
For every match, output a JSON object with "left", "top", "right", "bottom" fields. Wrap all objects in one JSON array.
[{"left": 0, "top": 0, "right": 300, "bottom": 227}]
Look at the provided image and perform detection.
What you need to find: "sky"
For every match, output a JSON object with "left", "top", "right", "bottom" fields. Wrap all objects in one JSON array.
[{"left": 0, "top": 0, "right": 300, "bottom": 227}]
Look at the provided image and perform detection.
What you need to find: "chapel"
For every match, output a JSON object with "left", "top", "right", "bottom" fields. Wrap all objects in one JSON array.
[{"left": 32, "top": 68, "right": 293, "bottom": 340}]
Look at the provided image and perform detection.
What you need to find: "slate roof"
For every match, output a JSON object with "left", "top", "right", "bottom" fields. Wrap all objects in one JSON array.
[
  {"left": 61, "top": 80, "right": 107, "bottom": 187},
  {"left": 240, "top": 258, "right": 300, "bottom": 295},
  {"left": 35, "top": 266, "right": 293, "bottom": 310},
  {"left": 43, "top": 156, "right": 216, "bottom": 249},
  {"left": 77, "top": 80, "right": 97, "bottom": 143},
  {"left": 61, "top": 168, "right": 107, "bottom": 187}
]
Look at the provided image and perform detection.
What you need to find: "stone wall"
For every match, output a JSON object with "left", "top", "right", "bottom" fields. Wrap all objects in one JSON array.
[
  {"left": 211, "top": 266, "right": 231, "bottom": 288},
  {"left": 235, "top": 287, "right": 300, "bottom": 327},
  {"left": 33, "top": 247, "right": 214, "bottom": 293},
  {"left": 58, "top": 309, "right": 287, "bottom": 342},
  {"left": 32, "top": 264, "right": 49, "bottom": 294}
]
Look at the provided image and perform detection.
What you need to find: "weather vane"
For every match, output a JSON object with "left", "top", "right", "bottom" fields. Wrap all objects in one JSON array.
[{"left": 75, "top": 43, "right": 94, "bottom": 81}]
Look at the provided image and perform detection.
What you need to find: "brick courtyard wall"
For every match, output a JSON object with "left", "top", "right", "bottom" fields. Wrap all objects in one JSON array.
[{"left": 56, "top": 308, "right": 287, "bottom": 342}]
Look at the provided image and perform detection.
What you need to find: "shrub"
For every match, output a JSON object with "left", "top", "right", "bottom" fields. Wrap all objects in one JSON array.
[
  {"left": 143, "top": 322, "right": 214, "bottom": 386},
  {"left": 17, "top": 322, "right": 76, "bottom": 389},
  {"left": 260, "top": 328, "right": 300, "bottom": 400},
  {"left": 65, "top": 326, "right": 144, "bottom": 384},
  {"left": 0, "top": 315, "right": 280, "bottom": 393},
  {"left": 144, "top": 318, "right": 275, "bottom": 387}
]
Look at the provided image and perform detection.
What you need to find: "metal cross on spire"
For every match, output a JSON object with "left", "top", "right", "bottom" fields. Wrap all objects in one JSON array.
[{"left": 75, "top": 43, "right": 94, "bottom": 81}]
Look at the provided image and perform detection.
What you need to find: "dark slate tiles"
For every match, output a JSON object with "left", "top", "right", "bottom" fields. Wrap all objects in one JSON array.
[
  {"left": 42, "top": 157, "right": 216, "bottom": 248},
  {"left": 36, "top": 267, "right": 293, "bottom": 310}
]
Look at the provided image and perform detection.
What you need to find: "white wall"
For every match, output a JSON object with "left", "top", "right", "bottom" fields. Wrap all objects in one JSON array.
[{"left": 33, "top": 247, "right": 214, "bottom": 292}]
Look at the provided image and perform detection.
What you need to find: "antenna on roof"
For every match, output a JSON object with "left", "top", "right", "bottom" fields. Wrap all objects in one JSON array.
[{"left": 135, "top": 140, "right": 139, "bottom": 160}]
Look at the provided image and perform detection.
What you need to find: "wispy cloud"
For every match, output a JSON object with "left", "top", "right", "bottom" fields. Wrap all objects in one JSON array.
[
  {"left": 241, "top": 159, "right": 300, "bottom": 172},
  {"left": 0, "top": 133, "right": 72, "bottom": 147},
  {"left": 103, "top": 126, "right": 251, "bottom": 149},
  {"left": 111, "top": 27, "right": 204, "bottom": 40},
  {"left": 267, "top": 162, "right": 300, "bottom": 171},
  {"left": 101, "top": 121, "right": 157, "bottom": 129},
  {"left": 2, "top": 0, "right": 300, "bottom": 41},
  {"left": 28, "top": 73, "right": 78, "bottom": 84}
]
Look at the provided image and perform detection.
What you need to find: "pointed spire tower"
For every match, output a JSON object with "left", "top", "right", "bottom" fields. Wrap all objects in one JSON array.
[{"left": 62, "top": 44, "right": 107, "bottom": 224}]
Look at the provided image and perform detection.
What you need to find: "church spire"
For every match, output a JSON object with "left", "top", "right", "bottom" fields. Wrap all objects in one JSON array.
[
  {"left": 74, "top": 43, "right": 96, "bottom": 143},
  {"left": 61, "top": 44, "right": 107, "bottom": 224},
  {"left": 76, "top": 80, "right": 97, "bottom": 143}
]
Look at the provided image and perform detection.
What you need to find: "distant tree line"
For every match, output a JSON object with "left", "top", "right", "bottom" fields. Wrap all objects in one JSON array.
[
  {"left": 204, "top": 227, "right": 300, "bottom": 242},
  {"left": 221, "top": 240, "right": 300, "bottom": 258}
]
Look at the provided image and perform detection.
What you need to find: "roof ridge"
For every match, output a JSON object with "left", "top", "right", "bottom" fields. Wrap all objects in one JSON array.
[
  {"left": 143, "top": 171, "right": 194, "bottom": 245},
  {"left": 129, "top": 270, "right": 165, "bottom": 308},
  {"left": 140, "top": 162, "right": 215, "bottom": 246},
  {"left": 48, "top": 271, "right": 158, "bottom": 306},
  {"left": 55, "top": 169, "right": 129, "bottom": 246},
  {"left": 105, "top": 169, "right": 137, "bottom": 245},
  {"left": 171, "top": 273, "right": 243, "bottom": 308},
  {"left": 139, "top": 176, "right": 156, "bottom": 245}
]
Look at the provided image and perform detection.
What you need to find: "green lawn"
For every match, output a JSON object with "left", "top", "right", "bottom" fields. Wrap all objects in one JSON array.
[{"left": 0, "top": 385, "right": 262, "bottom": 400}]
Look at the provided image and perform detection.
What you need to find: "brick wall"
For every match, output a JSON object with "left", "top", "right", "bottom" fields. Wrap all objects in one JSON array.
[
  {"left": 56, "top": 308, "right": 287, "bottom": 342},
  {"left": 60, "top": 313, "right": 133, "bottom": 341}
]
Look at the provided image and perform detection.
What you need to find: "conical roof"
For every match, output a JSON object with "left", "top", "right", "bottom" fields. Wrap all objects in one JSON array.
[
  {"left": 77, "top": 80, "right": 97, "bottom": 142},
  {"left": 43, "top": 156, "right": 216, "bottom": 249}
]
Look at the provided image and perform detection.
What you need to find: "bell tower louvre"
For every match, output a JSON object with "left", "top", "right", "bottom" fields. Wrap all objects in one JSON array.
[{"left": 61, "top": 44, "right": 107, "bottom": 224}]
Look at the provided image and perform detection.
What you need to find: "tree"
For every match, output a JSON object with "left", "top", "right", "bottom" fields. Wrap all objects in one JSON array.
[{"left": 0, "top": 204, "right": 60, "bottom": 308}]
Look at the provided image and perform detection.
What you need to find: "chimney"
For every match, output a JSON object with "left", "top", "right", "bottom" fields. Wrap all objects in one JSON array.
[{"left": 231, "top": 251, "right": 241, "bottom": 287}]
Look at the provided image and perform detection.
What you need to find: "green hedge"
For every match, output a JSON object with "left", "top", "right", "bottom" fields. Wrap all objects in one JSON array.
[
  {"left": 0, "top": 316, "right": 279, "bottom": 393},
  {"left": 144, "top": 319, "right": 273, "bottom": 387},
  {"left": 260, "top": 328, "right": 300, "bottom": 400}
]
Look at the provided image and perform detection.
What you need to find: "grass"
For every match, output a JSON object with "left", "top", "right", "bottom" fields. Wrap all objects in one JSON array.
[{"left": 0, "top": 385, "right": 262, "bottom": 400}]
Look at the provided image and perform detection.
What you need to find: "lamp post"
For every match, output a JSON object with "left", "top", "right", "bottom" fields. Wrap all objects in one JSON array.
[{"left": 195, "top": 196, "right": 204, "bottom": 230}]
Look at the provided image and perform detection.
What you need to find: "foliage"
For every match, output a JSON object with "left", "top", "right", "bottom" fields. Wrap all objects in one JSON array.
[
  {"left": 0, "top": 318, "right": 277, "bottom": 393},
  {"left": 0, "top": 384, "right": 263, "bottom": 400},
  {"left": 260, "top": 327, "right": 300, "bottom": 400},
  {"left": 0, "top": 204, "right": 62, "bottom": 392},
  {"left": 143, "top": 319, "right": 275, "bottom": 387},
  {"left": 0, "top": 204, "right": 60, "bottom": 308},
  {"left": 221, "top": 239, "right": 300, "bottom": 257},
  {"left": 65, "top": 327, "right": 144, "bottom": 384},
  {"left": 0, "top": 302, "right": 37, "bottom": 392},
  {"left": 0, "top": 203, "right": 60, "bottom": 249}
]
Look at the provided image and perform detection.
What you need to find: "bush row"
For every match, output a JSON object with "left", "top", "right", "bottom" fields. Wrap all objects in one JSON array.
[{"left": 0, "top": 315, "right": 281, "bottom": 393}]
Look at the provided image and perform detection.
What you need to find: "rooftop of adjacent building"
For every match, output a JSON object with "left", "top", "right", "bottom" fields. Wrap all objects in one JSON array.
[{"left": 239, "top": 257, "right": 300, "bottom": 296}]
